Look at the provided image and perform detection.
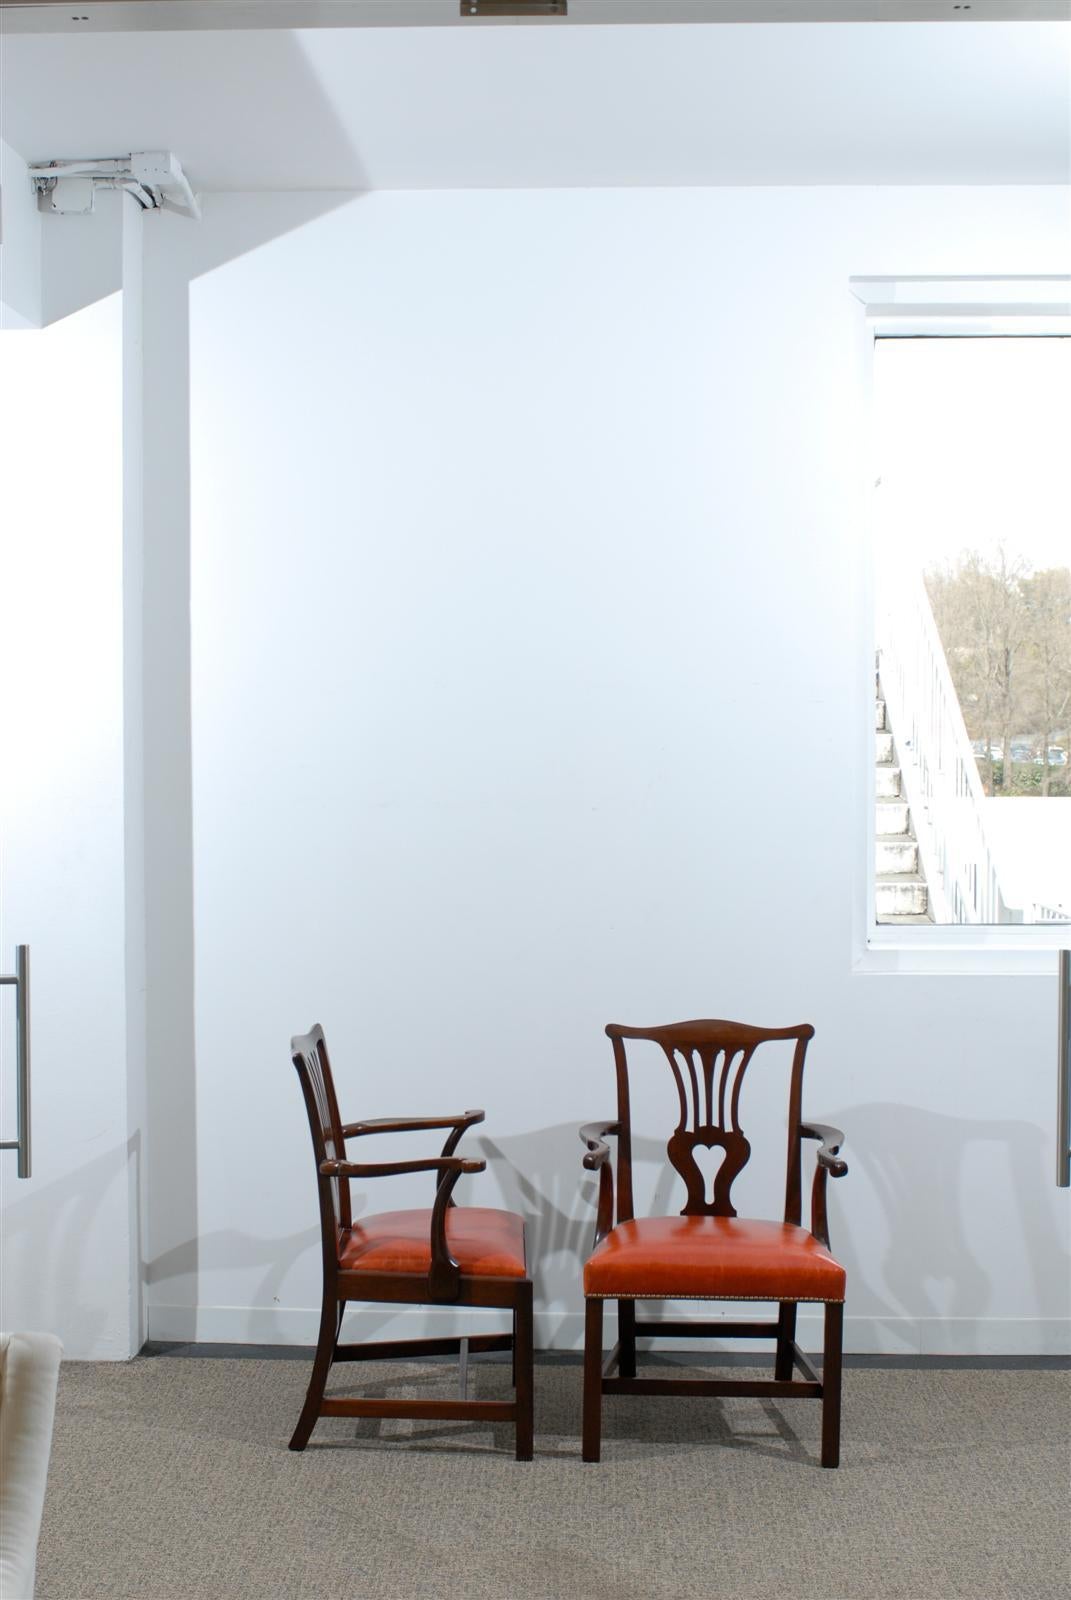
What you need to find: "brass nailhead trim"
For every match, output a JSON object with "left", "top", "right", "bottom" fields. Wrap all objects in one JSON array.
[{"left": 585, "top": 1292, "right": 845, "bottom": 1304}]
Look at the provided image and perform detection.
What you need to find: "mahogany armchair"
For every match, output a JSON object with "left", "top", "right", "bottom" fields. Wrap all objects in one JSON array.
[
  {"left": 579, "top": 1020, "right": 848, "bottom": 1467},
  {"left": 290, "top": 1025, "right": 533, "bottom": 1460}
]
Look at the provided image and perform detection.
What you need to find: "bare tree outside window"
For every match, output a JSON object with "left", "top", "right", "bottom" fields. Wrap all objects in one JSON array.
[{"left": 926, "top": 550, "right": 1071, "bottom": 798}]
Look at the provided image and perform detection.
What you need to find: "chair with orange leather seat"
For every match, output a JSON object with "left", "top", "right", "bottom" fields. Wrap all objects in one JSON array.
[
  {"left": 289, "top": 1024, "right": 533, "bottom": 1460},
  {"left": 579, "top": 1019, "right": 848, "bottom": 1467}
]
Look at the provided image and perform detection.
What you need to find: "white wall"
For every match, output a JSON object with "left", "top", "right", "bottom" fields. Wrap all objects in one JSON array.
[
  {"left": 154, "top": 185, "right": 1068, "bottom": 1353},
  {"left": 0, "top": 294, "right": 134, "bottom": 1357}
]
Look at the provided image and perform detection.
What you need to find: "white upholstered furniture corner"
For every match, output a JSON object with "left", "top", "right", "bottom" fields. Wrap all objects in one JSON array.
[{"left": 0, "top": 1332, "right": 62, "bottom": 1600}]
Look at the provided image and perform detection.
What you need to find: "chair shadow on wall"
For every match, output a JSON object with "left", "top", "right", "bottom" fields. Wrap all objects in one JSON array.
[
  {"left": 476, "top": 1123, "right": 669, "bottom": 1343},
  {"left": 145, "top": 1221, "right": 321, "bottom": 1343},
  {"left": 1, "top": 1136, "right": 142, "bottom": 1357},
  {"left": 810, "top": 1101, "right": 1069, "bottom": 1348}
]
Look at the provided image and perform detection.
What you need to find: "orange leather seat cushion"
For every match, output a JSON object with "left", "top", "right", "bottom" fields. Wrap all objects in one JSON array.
[
  {"left": 584, "top": 1216, "right": 845, "bottom": 1302},
  {"left": 338, "top": 1207, "right": 527, "bottom": 1279}
]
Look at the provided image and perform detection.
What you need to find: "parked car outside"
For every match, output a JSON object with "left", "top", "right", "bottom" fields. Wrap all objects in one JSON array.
[{"left": 970, "top": 740, "right": 1003, "bottom": 761}]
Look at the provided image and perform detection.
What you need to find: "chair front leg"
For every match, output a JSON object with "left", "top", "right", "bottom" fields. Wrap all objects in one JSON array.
[
  {"left": 821, "top": 1301, "right": 844, "bottom": 1469},
  {"left": 618, "top": 1299, "right": 637, "bottom": 1379},
  {"left": 774, "top": 1301, "right": 796, "bottom": 1382},
  {"left": 582, "top": 1298, "right": 604, "bottom": 1463},
  {"left": 289, "top": 1295, "right": 337, "bottom": 1451}
]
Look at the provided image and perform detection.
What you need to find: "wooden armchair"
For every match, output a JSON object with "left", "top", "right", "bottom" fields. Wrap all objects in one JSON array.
[
  {"left": 289, "top": 1025, "right": 533, "bottom": 1460},
  {"left": 579, "top": 1020, "right": 848, "bottom": 1467}
]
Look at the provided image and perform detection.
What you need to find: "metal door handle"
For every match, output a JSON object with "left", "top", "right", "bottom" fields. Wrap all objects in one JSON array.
[
  {"left": 0, "top": 945, "right": 31, "bottom": 1179},
  {"left": 1059, "top": 949, "right": 1070, "bottom": 1188}
]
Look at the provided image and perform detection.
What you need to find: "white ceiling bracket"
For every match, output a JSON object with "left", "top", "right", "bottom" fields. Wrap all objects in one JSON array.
[{"left": 28, "top": 151, "right": 201, "bottom": 221}]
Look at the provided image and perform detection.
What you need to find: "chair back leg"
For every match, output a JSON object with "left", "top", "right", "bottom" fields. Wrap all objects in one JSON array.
[
  {"left": 582, "top": 1298, "right": 604, "bottom": 1463},
  {"left": 821, "top": 1301, "right": 844, "bottom": 1468},
  {"left": 774, "top": 1301, "right": 797, "bottom": 1382},
  {"left": 617, "top": 1299, "right": 637, "bottom": 1379},
  {"left": 514, "top": 1281, "right": 534, "bottom": 1461}
]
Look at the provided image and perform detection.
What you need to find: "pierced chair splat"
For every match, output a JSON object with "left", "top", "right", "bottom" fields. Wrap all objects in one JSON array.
[
  {"left": 579, "top": 1019, "right": 848, "bottom": 1467},
  {"left": 289, "top": 1024, "right": 534, "bottom": 1460}
]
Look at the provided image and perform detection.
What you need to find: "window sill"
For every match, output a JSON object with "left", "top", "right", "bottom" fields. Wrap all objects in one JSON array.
[{"left": 856, "top": 926, "right": 1070, "bottom": 977}]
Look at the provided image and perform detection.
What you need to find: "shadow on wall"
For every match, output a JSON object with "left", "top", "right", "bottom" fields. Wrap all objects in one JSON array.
[
  {"left": 140, "top": 1102, "right": 1069, "bottom": 1350},
  {"left": 821, "top": 1101, "right": 1070, "bottom": 1347},
  {"left": 141, "top": 1122, "right": 670, "bottom": 1344},
  {"left": 0, "top": 1137, "right": 138, "bottom": 1358},
  {"left": 146, "top": 1222, "right": 321, "bottom": 1342},
  {"left": 484, "top": 1104, "right": 1069, "bottom": 1348},
  {"left": 478, "top": 1125, "right": 676, "bottom": 1332}
]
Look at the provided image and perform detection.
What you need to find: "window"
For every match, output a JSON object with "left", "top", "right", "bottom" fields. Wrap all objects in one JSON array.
[{"left": 871, "top": 332, "right": 1070, "bottom": 933}]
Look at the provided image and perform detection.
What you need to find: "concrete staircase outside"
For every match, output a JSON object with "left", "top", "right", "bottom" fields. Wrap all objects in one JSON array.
[{"left": 875, "top": 676, "right": 931, "bottom": 922}]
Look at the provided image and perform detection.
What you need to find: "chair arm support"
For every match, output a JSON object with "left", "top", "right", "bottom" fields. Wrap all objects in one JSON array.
[
  {"left": 319, "top": 1156, "right": 486, "bottom": 1179},
  {"left": 340, "top": 1110, "right": 485, "bottom": 1139},
  {"left": 800, "top": 1123, "right": 847, "bottom": 1250},
  {"left": 800, "top": 1122, "right": 848, "bottom": 1177},
  {"left": 579, "top": 1121, "right": 619, "bottom": 1250},
  {"left": 428, "top": 1161, "right": 472, "bottom": 1301},
  {"left": 320, "top": 1156, "right": 484, "bottom": 1300}
]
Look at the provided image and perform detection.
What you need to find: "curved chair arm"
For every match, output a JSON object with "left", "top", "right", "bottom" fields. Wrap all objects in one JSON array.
[
  {"left": 800, "top": 1122, "right": 848, "bottom": 1176},
  {"left": 340, "top": 1109, "right": 485, "bottom": 1139},
  {"left": 319, "top": 1156, "right": 486, "bottom": 1180},
  {"left": 579, "top": 1120, "right": 618, "bottom": 1170},
  {"left": 800, "top": 1122, "right": 848, "bottom": 1248},
  {"left": 579, "top": 1121, "right": 620, "bottom": 1251},
  {"left": 339, "top": 1111, "right": 486, "bottom": 1204}
]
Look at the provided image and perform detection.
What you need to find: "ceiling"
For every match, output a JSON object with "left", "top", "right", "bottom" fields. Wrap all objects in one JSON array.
[
  {"left": 1, "top": 22, "right": 1068, "bottom": 188},
  {"left": 1, "top": 1, "right": 1069, "bottom": 29}
]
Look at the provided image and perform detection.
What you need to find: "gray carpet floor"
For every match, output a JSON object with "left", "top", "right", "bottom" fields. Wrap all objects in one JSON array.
[{"left": 35, "top": 1354, "right": 1070, "bottom": 1600}]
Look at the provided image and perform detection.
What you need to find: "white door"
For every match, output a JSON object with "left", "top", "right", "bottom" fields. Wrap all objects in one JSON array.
[{"left": 0, "top": 295, "right": 136, "bottom": 1358}]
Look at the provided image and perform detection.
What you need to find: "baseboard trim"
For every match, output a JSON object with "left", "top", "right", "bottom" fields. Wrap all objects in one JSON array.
[
  {"left": 146, "top": 1304, "right": 1071, "bottom": 1358},
  {"left": 138, "top": 1340, "right": 1069, "bottom": 1370}
]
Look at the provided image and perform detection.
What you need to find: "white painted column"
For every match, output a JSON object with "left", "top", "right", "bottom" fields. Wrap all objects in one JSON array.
[
  {"left": 138, "top": 215, "right": 198, "bottom": 1342},
  {"left": 122, "top": 194, "right": 149, "bottom": 1353}
]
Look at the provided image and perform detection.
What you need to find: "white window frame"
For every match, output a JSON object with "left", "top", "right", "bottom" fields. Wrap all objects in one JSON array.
[{"left": 851, "top": 276, "right": 1071, "bottom": 976}]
